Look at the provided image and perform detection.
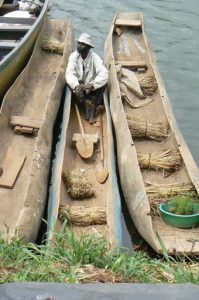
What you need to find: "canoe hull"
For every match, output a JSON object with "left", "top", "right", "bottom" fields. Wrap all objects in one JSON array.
[
  {"left": 0, "top": 0, "right": 48, "bottom": 100},
  {"left": 105, "top": 12, "right": 199, "bottom": 254},
  {"left": 0, "top": 18, "right": 74, "bottom": 242},
  {"left": 47, "top": 89, "right": 123, "bottom": 248}
]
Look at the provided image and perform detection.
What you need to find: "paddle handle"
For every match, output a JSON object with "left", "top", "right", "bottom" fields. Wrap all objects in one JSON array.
[{"left": 75, "top": 103, "right": 85, "bottom": 139}]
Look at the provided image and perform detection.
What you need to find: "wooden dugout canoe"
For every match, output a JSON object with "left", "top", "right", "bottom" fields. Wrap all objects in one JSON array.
[
  {"left": 0, "top": 18, "right": 73, "bottom": 242},
  {"left": 0, "top": 0, "right": 48, "bottom": 101},
  {"left": 47, "top": 89, "right": 123, "bottom": 248},
  {"left": 104, "top": 12, "right": 199, "bottom": 254}
]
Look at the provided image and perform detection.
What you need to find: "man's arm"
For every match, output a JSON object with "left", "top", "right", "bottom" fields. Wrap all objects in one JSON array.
[
  {"left": 65, "top": 53, "right": 79, "bottom": 90},
  {"left": 91, "top": 54, "right": 108, "bottom": 90}
]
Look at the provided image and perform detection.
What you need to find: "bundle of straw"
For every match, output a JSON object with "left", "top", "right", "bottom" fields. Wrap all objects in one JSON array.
[
  {"left": 126, "top": 114, "right": 169, "bottom": 141},
  {"left": 62, "top": 169, "right": 94, "bottom": 199},
  {"left": 59, "top": 204, "right": 106, "bottom": 226},
  {"left": 137, "top": 148, "right": 182, "bottom": 172},
  {"left": 40, "top": 35, "right": 64, "bottom": 54},
  {"left": 146, "top": 181, "right": 196, "bottom": 216},
  {"left": 146, "top": 181, "right": 195, "bottom": 197},
  {"left": 137, "top": 73, "right": 158, "bottom": 96},
  {"left": 148, "top": 195, "right": 168, "bottom": 217}
]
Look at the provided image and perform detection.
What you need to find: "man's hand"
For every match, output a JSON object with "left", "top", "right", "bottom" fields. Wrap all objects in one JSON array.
[
  {"left": 76, "top": 84, "right": 85, "bottom": 92},
  {"left": 74, "top": 85, "right": 85, "bottom": 103},
  {"left": 85, "top": 84, "right": 93, "bottom": 95}
]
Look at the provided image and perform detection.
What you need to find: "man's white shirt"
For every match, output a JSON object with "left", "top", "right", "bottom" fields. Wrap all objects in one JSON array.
[{"left": 65, "top": 50, "right": 108, "bottom": 90}]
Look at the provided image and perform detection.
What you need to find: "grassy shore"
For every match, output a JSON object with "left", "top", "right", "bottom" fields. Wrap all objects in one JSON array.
[{"left": 0, "top": 224, "right": 198, "bottom": 284}]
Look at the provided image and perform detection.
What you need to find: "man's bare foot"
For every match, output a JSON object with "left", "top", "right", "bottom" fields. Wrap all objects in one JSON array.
[{"left": 84, "top": 113, "right": 89, "bottom": 121}]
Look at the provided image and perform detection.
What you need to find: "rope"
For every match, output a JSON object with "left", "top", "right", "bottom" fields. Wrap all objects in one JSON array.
[
  {"left": 144, "top": 120, "right": 148, "bottom": 137},
  {"left": 147, "top": 153, "right": 151, "bottom": 168}
]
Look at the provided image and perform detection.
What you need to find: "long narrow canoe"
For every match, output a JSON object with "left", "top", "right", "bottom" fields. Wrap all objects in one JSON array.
[
  {"left": 0, "top": 0, "right": 48, "bottom": 101},
  {"left": 0, "top": 18, "right": 73, "bottom": 242},
  {"left": 47, "top": 89, "right": 123, "bottom": 248},
  {"left": 105, "top": 12, "right": 199, "bottom": 254}
]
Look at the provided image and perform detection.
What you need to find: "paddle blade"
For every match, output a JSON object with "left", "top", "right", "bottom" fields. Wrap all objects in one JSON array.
[
  {"left": 96, "top": 160, "right": 109, "bottom": 184},
  {"left": 76, "top": 139, "right": 94, "bottom": 159}
]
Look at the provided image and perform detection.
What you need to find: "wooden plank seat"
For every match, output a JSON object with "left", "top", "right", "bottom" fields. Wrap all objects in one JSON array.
[
  {"left": 0, "top": 24, "right": 31, "bottom": 32},
  {"left": 115, "top": 19, "right": 142, "bottom": 27},
  {"left": 116, "top": 60, "right": 147, "bottom": 70},
  {"left": 0, "top": 17, "right": 36, "bottom": 25},
  {"left": 0, "top": 147, "right": 26, "bottom": 189},
  {"left": 10, "top": 116, "right": 42, "bottom": 136},
  {"left": 0, "top": 41, "right": 19, "bottom": 49}
]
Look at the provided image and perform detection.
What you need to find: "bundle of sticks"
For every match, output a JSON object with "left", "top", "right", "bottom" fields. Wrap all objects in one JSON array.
[
  {"left": 126, "top": 114, "right": 169, "bottom": 141},
  {"left": 40, "top": 35, "right": 64, "bottom": 54},
  {"left": 137, "top": 148, "right": 182, "bottom": 172}
]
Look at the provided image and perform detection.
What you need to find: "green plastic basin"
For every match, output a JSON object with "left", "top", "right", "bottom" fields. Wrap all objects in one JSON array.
[{"left": 159, "top": 203, "right": 199, "bottom": 229}]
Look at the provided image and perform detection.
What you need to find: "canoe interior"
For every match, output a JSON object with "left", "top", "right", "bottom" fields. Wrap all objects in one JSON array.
[
  {"left": 48, "top": 89, "right": 123, "bottom": 248},
  {"left": 107, "top": 12, "right": 199, "bottom": 254},
  {"left": 0, "top": 18, "right": 73, "bottom": 242},
  {"left": 61, "top": 104, "right": 108, "bottom": 238},
  {"left": 0, "top": 1, "right": 38, "bottom": 60}
]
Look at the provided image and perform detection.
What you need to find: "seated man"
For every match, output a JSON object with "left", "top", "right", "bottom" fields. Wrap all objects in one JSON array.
[{"left": 66, "top": 33, "right": 108, "bottom": 124}]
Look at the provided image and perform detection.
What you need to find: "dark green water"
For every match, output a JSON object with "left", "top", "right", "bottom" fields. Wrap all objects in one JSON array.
[{"left": 49, "top": 0, "right": 199, "bottom": 165}]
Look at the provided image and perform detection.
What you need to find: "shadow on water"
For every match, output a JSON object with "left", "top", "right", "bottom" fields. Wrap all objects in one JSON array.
[
  {"left": 36, "top": 86, "right": 66, "bottom": 244},
  {"left": 112, "top": 119, "right": 139, "bottom": 252}
]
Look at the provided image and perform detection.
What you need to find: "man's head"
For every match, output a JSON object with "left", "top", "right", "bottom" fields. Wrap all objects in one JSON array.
[{"left": 76, "top": 33, "right": 94, "bottom": 58}]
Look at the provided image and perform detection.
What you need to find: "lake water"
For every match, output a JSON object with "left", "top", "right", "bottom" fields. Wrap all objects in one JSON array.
[{"left": 49, "top": 0, "right": 199, "bottom": 165}]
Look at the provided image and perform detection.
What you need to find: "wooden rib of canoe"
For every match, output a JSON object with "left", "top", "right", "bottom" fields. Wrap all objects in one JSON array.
[
  {"left": 0, "top": 0, "right": 48, "bottom": 101},
  {"left": 104, "top": 12, "right": 199, "bottom": 254},
  {"left": 0, "top": 18, "right": 73, "bottom": 242},
  {"left": 47, "top": 88, "right": 123, "bottom": 248}
]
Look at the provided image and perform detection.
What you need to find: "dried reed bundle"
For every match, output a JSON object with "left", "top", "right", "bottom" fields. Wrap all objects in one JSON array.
[
  {"left": 148, "top": 195, "right": 168, "bottom": 217},
  {"left": 137, "top": 149, "right": 182, "bottom": 171},
  {"left": 146, "top": 181, "right": 196, "bottom": 216},
  {"left": 62, "top": 169, "right": 94, "bottom": 199},
  {"left": 40, "top": 35, "right": 64, "bottom": 54},
  {"left": 146, "top": 181, "right": 195, "bottom": 197},
  {"left": 126, "top": 114, "right": 169, "bottom": 141},
  {"left": 59, "top": 204, "right": 106, "bottom": 226},
  {"left": 137, "top": 73, "right": 158, "bottom": 96}
]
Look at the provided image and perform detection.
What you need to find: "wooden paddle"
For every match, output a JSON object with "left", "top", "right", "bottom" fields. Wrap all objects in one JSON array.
[
  {"left": 74, "top": 103, "right": 96, "bottom": 159},
  {"left": 96, "top": 113, "right": 109, "bottom": 184}
]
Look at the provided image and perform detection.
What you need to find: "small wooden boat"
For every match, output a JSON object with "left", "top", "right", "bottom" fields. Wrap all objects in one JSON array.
[
  {"left": 0, "top": 0, "right": 48, "bottom": 100},
  {"left": 104, "top": 12, "right": 199, "bottom": 254},
  {"left": 0, "top": 18, "right": 73, "bottom": 242},
  {"left": 47, "top": 89, "right": 123, "bottom": 248}
]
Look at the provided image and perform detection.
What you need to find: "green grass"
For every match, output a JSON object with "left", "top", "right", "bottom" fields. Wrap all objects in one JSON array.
[
  {"left": 168, "top": 192, "right": 199, "bottom": 215},
  {"left": 0, "top": 223, "right": 198, "bottom": 284}
]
